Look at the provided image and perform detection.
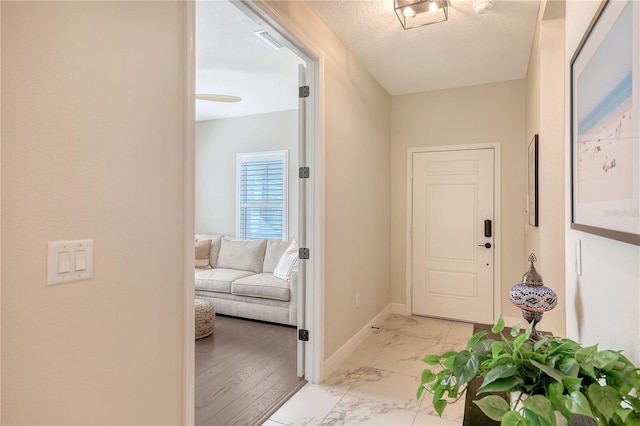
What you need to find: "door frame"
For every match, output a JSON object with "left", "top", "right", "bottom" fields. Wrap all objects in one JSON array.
[
  {"left": 183, "top": 2, "right": 325, "bottom": 423},
  {"left": 234, "top": 0, "right": 324, "bottom": 385},
  {"left": 405, "top": 143, "right": 502, "bottom": 322}
]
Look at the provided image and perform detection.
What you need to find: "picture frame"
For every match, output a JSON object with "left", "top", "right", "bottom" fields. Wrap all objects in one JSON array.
[
  {"left": 570, "top": 0, "right": 640, "bottom": 246},
  {"left": 528, "top": 134, "right": 539, "bottom": 227}
]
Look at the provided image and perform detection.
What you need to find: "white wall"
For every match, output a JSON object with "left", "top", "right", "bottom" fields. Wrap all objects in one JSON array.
[
  {"left": 195, "top": 110, "right": 298, "bottom": 240},
  {"left": 1, "top": 2, "right": 186, "bottom": 423},
  {"left": 259, "top": 1, "right": 392, "bottom": 360},
  {"left": 523, "top": 0, "right": 567, "bottom": 336},
  {"left": 391, "top": 80, "right": 527, "bottom": 325},
  {"left": 0, "top": 2, "right": 3, "bottom": 419},
  {"left": 565, "top": 0, "right": 640, "bottom": 364}
]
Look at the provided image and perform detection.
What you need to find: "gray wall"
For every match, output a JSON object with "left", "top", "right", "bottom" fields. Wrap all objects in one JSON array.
[{"left": 195, "top": 109, "right": 298, "bottom": 240}]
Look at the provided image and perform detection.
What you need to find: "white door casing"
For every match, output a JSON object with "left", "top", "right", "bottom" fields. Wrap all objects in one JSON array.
[{"left": 409, "top": 146, "right": 498, "bottom": 324}]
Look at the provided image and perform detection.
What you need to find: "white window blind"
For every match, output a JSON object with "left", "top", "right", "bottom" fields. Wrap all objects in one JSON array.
[{"left": 237, "top": 151, "right": 288, "bottom": 240}]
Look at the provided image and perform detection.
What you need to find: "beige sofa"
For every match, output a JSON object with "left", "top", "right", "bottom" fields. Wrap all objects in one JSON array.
[{"left": 194, "top": 234, "right": 298, "bottom": 326}]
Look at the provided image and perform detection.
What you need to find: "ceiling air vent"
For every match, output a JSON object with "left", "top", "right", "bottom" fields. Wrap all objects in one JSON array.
[{"left": 254, "top": 30, "right": 285, "bottom": 51}]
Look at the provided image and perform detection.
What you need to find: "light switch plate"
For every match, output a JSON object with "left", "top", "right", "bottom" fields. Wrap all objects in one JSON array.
[{"left": 48, "top": 240, "right": 94, "bottom": 285}]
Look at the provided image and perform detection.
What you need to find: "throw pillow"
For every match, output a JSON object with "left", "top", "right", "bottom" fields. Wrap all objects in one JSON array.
[
  {"left": 274, "top": 239, "right": 298, "bottom": 280},
  {"left": 216, "top": 238, "right": 267, "bottom": 273},
  {"left": 195, "top": 239, "right": 212, "bottom": 269}
]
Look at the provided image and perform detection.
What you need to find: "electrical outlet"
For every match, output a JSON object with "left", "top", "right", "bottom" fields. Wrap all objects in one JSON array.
[{"left": 355, "top": 293, "right": 361, "bottom": 308}]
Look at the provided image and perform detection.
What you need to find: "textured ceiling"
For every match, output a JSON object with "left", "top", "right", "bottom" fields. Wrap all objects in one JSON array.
[
  {"left": 196, "top": 0, "right": 540, "bottom": 121},
  {"left": 306, "top": 0, "right": 540, "bottom": 95},
  {"left": 196, "top": 1, "right": 304, "bottom": 121}
]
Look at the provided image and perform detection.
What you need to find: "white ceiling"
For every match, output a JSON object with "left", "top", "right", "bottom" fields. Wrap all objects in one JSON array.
[
  {"left": 195, "top": 1, "right": 304, "bottom": 121},
  {"left": 306, "top": 0, "right": 540, "bottom": 95},
  {"left": 195, "top": 0, "right": 540, "bottom": 121}
]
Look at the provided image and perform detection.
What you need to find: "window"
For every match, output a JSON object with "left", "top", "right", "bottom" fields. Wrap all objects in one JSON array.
[{"left": 237, "top": 151, "right": 288, "bottom": 240}]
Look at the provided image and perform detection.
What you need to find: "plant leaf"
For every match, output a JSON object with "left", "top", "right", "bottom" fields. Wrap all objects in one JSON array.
[
  {"left": 561, "top": 376, "right": 582, "bottom": 393},
  {"left": 453, "top": 351, "right": 480, "bottom": 385},
  {"left": 492, "top": 314, "right": 505, "bottom": 334},
  {"left": 501, "top": 410, "right": 528, "bottom": 426},
  {"left": 587, "top": 384, "right": 620, "bottom": 422},
  {"left": 614, "top": 407, "right": 633, "bottom": 423},
  {"left": 434, "top": 399, "right": 447, "bottom": 417},
  {"left": 547, "top": 381, "right": 570, "bottom": 420},
  {"left": 417, "top": 384, "right": 425, "bottom": 400},
  {"left": 522, "top": 395, "right": 554, "bottom": 420},
  {"left": 559, "top": 359, "right": 580, "bottom": 378},
  {"left": 592, "top": 350, "right": 619, "bottom": 370},
  {"left": 531, "top": 359, "right": 566, "bottom": 383},
  {"left": 492, "top": 341, "right": 504, "bottom": 359},
  {"left": 579, "top": 361, "right": 598, "bottom": 381},
  {"left": 549, "top": 340, "right": 580, "bottom": 356},
  {"left": 480, "top": 364, "right": 517, "bottom": 388},
  {"left": 625, "top": 412, "right": 640, "bottom": 426},
  {"left": 422, "top": 354, "right": 441, "bottom": 365},
  {"left": 575, "top": 344, "right": 598, "bottom": 363},
  {"left": 511, "top": 323, "right": 521, "bottom": 337},
  {"left": 442, "top": 353, "right": 456, "bottom": 370},
  {"left": 466, "top": 331, "right": 488, "bottom": 350},
  {"left": 513, "top": 332, "right": 530, "bottom": 353},
  {"left": 564, "top": 391, "right": 595, "bottom": 419},
  {"left": 421, "top": 369, "right": 436, "bottom": 385},
  {"left": 478, "top": 376, "right": 524, "bottom": 394},
  {"left": 473, "top": 395, "right": 510, "bottom": 421}
]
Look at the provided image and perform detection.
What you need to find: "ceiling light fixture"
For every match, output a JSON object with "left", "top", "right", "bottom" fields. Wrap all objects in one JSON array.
[{"left": 394, "top": 0, "right": 448, "bottom": 30}]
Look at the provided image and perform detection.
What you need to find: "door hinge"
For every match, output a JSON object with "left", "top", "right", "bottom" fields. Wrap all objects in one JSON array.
[
  {"left": 298, "top": 329, "right": 309, "bottom": 341},
  {"left": 299, "top": 85, "right": 310, "bottom": 98},
  {"left": 299, "top": 167, "right": 310, "bottom": 179},
  {"left": 299, "top": 248, "right": 310, "bottom": 260}
]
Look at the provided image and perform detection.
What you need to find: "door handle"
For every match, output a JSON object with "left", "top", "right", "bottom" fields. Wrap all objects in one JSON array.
[{"left": 478, "top": 243, "right": 492, "bottom": 248}]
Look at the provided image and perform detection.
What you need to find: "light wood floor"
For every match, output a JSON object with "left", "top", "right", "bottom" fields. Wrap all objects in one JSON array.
[{"left": 195, "top": 314, "right": 306, "bottom": 426}]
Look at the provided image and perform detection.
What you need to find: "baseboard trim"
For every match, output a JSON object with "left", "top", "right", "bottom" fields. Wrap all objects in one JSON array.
[
  {"left": 392, "top": 303, "right": 410, "bottom": 315},
  {"left": 322, "top": 304, "right": 392, "bottom": 381}
]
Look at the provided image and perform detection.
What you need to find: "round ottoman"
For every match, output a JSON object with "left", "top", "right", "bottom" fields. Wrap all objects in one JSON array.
[{"left": 195, "top": 298, "right": 215, "bottom": 339}]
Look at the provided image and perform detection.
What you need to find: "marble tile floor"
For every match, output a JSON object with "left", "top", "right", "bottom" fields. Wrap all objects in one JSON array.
[{"left": 263, "top": 314, "right": 473, "bottom": 426}]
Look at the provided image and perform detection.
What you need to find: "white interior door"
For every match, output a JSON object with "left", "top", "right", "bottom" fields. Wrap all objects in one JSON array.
[{"left": 411, "top": 148, "right": 494, "bottom": 324}]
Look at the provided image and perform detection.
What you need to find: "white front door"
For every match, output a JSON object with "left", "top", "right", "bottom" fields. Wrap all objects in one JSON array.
[{"left": 411, "top": 148, "right": 494, "bottom": 324}]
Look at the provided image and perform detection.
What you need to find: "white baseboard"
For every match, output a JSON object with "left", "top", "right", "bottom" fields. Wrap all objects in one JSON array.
[
  {"left": 322, "top": 304, "right": 392, "bottom": 381},
  {"left": 392, "top": 303, "right": 410, "bottom": 315}
]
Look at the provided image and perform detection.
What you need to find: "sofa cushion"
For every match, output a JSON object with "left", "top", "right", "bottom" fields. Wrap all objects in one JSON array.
[
  {"left": 216, "top": 238, "right": 266, "bottom": 273},
  {"left": 195, "top": 239, "right": 212, "bottom": 269},
  {"left": 263, "top": 239, "right": 292, "bottom": 273},
  {"left": 231, "top": 273, "right": 290, "bottom": 301},
  {"left": 196, "top": 234, "right": 223, "bottom": 267},
  {"left": 195, "top": 268, "right": 254, "bottom": 293}
]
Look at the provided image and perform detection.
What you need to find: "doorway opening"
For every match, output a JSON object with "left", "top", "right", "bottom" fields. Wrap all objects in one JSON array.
[{"left": 188, "top": 0, "right": 322, "bottom": 424}]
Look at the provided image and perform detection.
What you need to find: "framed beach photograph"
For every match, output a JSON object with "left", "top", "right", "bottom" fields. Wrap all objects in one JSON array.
[
  {"left": 570, "top": 0, "right": 640, "bottom": 246},
  {"left": 528, "top": 134, "right": 539, "bottom": 227}
]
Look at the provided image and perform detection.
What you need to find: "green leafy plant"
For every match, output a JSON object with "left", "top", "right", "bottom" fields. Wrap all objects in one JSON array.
[{"left": 417, "top": 314, "right": 640, "bottom": 425}]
